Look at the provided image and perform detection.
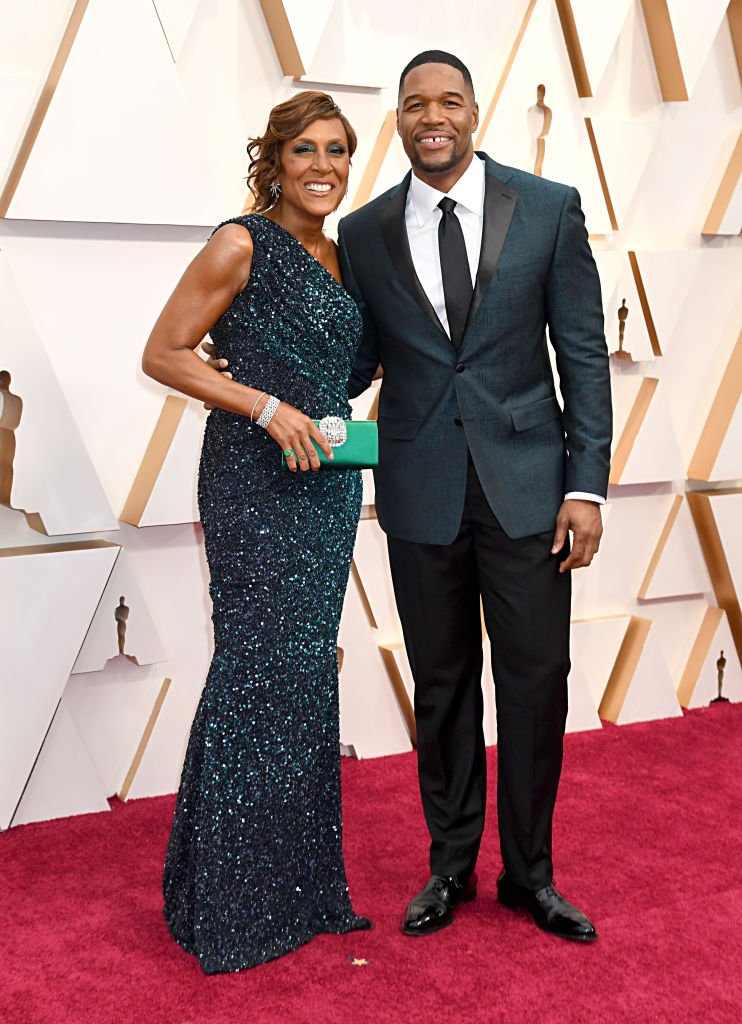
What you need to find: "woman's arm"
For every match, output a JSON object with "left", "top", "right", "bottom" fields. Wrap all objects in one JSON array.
[{"left": 142, "top": 223, "right": 333, "bottom": 471}]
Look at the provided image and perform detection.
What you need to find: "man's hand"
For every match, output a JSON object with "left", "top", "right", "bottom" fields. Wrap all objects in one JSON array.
[
  {"left": 201, "top": 341, "right": 231, "bottom": 409},
  {"left": 551, "top": 499, "right": 603, "bottom": 573}
]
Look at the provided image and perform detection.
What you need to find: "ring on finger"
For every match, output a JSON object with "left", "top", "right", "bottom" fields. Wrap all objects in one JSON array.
[{"left": 283, "top": 448, "right": 295, "bottom": 458}]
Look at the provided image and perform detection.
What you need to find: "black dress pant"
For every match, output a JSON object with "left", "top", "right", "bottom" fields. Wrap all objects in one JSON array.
[{"left": 387, "top": 458, "right": 571, "bottom": 891}]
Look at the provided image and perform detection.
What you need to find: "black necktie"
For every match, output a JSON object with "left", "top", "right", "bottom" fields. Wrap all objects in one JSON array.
[{"left": 437, "top": 197, "right": 473, "bottom": 348}]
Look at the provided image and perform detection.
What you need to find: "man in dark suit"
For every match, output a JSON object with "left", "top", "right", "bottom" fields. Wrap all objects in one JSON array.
[{"left": 338, "top": 50, "right": 611, "bottom": 942}]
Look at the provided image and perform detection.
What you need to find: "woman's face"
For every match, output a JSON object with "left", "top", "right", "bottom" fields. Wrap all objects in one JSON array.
[{"left": 276, "top": 117, "right": 350, "bottom": 217}]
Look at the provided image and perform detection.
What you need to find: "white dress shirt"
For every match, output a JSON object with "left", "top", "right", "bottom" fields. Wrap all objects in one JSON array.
[{"left": 404, "top": 156, "right": 604, "bottom": 506}]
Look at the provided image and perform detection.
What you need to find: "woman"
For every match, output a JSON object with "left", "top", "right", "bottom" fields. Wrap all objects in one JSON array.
[{"left": 142, "top": 91, "right": 371, "bottom": 974}]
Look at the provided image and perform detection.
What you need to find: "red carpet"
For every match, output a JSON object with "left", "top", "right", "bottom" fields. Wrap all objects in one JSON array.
[{"left": 3, "top": 704, "right": 742, "bottom": 1024}]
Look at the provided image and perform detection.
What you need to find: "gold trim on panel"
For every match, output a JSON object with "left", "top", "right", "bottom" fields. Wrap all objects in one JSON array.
[
  {"left": 0, "top": 539, "right": 118, "bottom": 558},
  {"left": 120, "top": 395, "right": 188, "bottom": 526},
  {"left": 555, "top": 0, "right": 593, "bottom": 97},
  {"left": 639, "top": 0, "right": 688, "bottom": 101},
  {"left": 257, "top": 0, "right": 305, "bottom": 76},
  {"left": 475, "top": 0, "right": 539, "bottom": 148},
  {"left": 609, "top": 377, "right": 658, "bottom": 484},
  {"left": 119, "top": 677, "right": 172, "bottom": 801},
  {"left": 728, "top": 0, "right": 742, "bottom": 84},
  {"left": 677, "top": 606, "right": 723, "bottom": 707},
  {"left": 598, "top": 616, "right": 652, "bottom": 722},
  {"left": 686, "top": 491, "right": 742, "bottom": 663},
  {"left": 584, "top": 118, "right": 619, "bottom": 230},
  {"left": 702, "top": 132, "right": 742, "bottom": 235},
  {"left": 350, "top": 111, "right": 396, "bottom": 212},
  {"left": 687, "top": 329, "right": 742, "bottom": 479},
  {"left": 378, "top": 643, "right": 417, "bottom": 747},
  {"left": 637, "top": 494, "right": 683, "bottom": 598},
  {"left": 627, "top": 252, "right": 662, "bottom": 357},
  {"left": 350, "top": 560, "right": 378, "bottom": 629},
  {"left": 0, "top": 0, "right": 90, "bottom": 218}
]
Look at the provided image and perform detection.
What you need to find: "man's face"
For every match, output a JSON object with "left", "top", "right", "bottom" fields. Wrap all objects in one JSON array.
[{"left": 397, "top": 63, "right": 479, "bottom": 180}]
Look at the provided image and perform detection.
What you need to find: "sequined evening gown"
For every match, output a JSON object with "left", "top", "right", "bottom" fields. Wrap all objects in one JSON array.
[{"left": 162, "top": 214, "right": 370, "bottom": 974}]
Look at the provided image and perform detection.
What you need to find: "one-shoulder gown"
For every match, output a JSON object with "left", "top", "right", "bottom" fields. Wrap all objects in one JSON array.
[{"left": 162, "top": 214, "right": 370, "bottom": 973}]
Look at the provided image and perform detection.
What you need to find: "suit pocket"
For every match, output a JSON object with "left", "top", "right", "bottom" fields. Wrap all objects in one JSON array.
[
  {"left": 509, "top": 396, "right": 562, "bottom": 432},
  {"left": 377, "top": 416, "right": 422, "bottom": 440}
]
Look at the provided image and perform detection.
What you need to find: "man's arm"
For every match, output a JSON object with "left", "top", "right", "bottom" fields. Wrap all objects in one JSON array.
[
  {"left": 545, "top": 187, "right": 612, "bottom": 571},
  {"left": 338, "top": 219, "right": 381, "bottom": 399}
]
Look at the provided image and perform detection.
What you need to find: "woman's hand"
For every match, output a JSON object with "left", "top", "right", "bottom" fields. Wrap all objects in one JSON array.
[
  {"left": 263, "top": 402, "right": 333, "bottom": 472},
  {"left": 200, "top": 341, "right": 231, "bottom": 410}
]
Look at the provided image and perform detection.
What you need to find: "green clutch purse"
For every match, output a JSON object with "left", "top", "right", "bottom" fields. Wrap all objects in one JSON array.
[{"left": 281, "top": 418, "right": 378, "bottom": 470}]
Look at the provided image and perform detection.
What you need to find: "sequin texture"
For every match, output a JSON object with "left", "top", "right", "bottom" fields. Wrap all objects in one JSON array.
[{"left": 162, "top": 214, "right": 370, "bottom": 974}]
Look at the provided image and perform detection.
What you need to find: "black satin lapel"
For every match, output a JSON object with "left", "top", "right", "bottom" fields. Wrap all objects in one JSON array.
[
  {"left": 380, "top": 185, "right": 448, "bottom": 339},
  {"left": 465, "top": 175, "right": 518, "bottom": 333}
]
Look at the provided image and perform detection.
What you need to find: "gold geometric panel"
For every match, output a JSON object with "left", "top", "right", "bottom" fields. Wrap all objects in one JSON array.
[
  {"left": 640, "top": 0, "right": 731, "bottom": 101},
  {"left": 555, "top": 0, "right": 634, "bottom": 98},
  {"left": 687, "top": 490, "right": 742, "bottom": 664},
  {"left": 678, "top": 608, "right": 742, "bottom": 707},
  {"left": 687, "top": 329, "right": 742, "bottom": 480},
  {"left": 599, "top": 616, "right": 681, "bottom": 724},
  {"left": 119, "top": 677, "right": 172, "bottom": 801},
  {"left": 702, "top": 131, "right": 742, "bottom": 235},
  {"left": 350, "top": 111, "right": 396, "bottom": 213},
  {"left": 638, "top": 496, "right": 712, "bottom": 600},
  {"left": 257, "top": 0, "right": 334, "bottom": 77}
]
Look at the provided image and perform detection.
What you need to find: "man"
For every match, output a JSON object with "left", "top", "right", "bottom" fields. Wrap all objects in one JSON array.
[{"left": 337, "top": 51, "right": 611, "bottom": 942}]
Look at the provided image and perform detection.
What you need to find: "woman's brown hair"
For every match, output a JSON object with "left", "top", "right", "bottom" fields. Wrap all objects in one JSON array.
[{"left": 245, "top": 91, "right": 357, "bottom": 213}]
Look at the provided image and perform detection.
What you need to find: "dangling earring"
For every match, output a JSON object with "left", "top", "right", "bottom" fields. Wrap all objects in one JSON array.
[{"left": 269, "top": 180, "right": 282, "bottom": 203}]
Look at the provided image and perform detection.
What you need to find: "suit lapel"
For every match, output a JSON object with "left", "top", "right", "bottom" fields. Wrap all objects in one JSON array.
[
  {"left": 380, "top": 176, "right": 448, "bottom": 339},
  {"left": 465, "top": 161, "right": 518, "bottom": 334}
]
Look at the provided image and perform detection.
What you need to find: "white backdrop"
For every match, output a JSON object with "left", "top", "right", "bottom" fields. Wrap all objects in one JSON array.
[{"left": 1, "top": 0, "right": 741, "bottom": 829}]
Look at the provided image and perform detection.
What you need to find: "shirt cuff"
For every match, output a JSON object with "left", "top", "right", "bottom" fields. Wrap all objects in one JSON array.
[{"left": 564, "top": 492, "right": 605, "bottom": 504}]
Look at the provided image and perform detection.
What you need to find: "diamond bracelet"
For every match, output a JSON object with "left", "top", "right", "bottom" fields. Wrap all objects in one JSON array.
[{"left": 256, "top": 394, "right": 280, "bottom": 429}]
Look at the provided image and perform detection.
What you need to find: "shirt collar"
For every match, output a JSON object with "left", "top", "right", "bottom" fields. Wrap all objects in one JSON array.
[{"left": 407, "top": 154, "right": 485, "bottom": 226}]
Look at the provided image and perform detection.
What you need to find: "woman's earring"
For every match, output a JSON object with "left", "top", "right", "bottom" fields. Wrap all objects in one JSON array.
[{"left": 269, "top": 180, "right": 282, "bottom": 202}]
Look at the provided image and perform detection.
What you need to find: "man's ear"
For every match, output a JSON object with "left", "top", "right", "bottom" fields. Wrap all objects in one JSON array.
[
  {"left": 396, "top": 109, "right": 401, "bottom": 136},
  {"left": 471, "top": 101, "right": 480, "bottom": 136}
]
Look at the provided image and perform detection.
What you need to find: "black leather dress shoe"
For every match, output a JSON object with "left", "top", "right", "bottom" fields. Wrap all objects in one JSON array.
[
  {"left": 497, "top": 872, "right": 597, "bottom": 943},
  {"left": 402, "top": 874, "right": 478, "bottom": 936}
]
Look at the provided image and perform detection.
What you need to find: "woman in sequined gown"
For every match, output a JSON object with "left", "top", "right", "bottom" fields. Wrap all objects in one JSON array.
[{"left": 142, "top": 92, "right": 371, "bottom": 973}]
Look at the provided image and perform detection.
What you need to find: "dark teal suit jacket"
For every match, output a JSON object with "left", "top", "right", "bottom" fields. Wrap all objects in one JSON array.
[{"left": 338, "top": 153, "right": 612, "bottom": 543}]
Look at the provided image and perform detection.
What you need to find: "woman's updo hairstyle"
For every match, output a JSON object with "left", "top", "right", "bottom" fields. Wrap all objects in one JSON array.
[{"left": 246, "top": 91, "right": 357, "bottom": 212}]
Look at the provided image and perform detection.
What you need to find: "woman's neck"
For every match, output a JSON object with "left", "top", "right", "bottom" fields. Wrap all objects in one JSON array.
[{"left": 264, "top": 203, "right": 325, "bottom": 256}]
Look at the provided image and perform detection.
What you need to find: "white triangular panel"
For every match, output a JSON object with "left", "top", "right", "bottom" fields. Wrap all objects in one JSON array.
[
  {"left": 63, "top": 660, "right": 166, "bottom": 795},
  {"left": 570, "top": 616, "right": 629, "bottom": 711},
  {"left": 151, "top": 0, "right": 202, "bottom": 60},
  {"left": 0, "top": 73, "right": 38, "bottom": 184},
  {"left": 568, "top": 0, "right": 634, "bottom": 94},
  {"left": 589, "top": 119, "right": 659, "bottom": 226},
  {"left": 0, "top": 542, "right": 119, "bottom": 830},
  {"left": 11, "top": 702, "right": 109, "bottom": 827},
  {"left": 619, "top": 381, "right": 686, "bottom": 485},
  {"left": 709, "top": 395, "right": 742, "bottom": 481},
  {"left": 478, "top": 0, "right": 612, "bottom": 233},
  {"left": 715, "top": 173, "right": 742, "bottom": 235},
  {"left": 687, "top": 614, "right": 742, "bottom": 708},
  {"left": 610, "top": 374, "right": 646, "bottom": 450},
  {"left": 594, "top": 251, "right": 655, "bottom": 361},
  {"left": 137, "top": 403, "right": 206, "bottom": 527},
  {"left": 338, "top": 572, "right": 412, "bottom": 758},
  {"left": 642, "top": 499, "right": 712, "bottom": 599},
  {"left": 666, "top": 0, "right": 730, "bottom": 98},
  {"left": 72, "top": 552, "right": 167, "bottom": 673},
  {"left": 8, "top": 0, "right": 225, "bottom": 223},
  {"left": 283, "top": 0, "right": 337, "bottom": 72},
  {"left": 639, "top": 597, "right": 709, "bottom": 691},
  {"left": 0, "top": 255, "right": 118, "bottom": 535},
  {"left": 616, "top": 628, "right": 682, "bottom": 724},
  {"left": 634, "top": 251, "right": 702, "bottom": 358}
]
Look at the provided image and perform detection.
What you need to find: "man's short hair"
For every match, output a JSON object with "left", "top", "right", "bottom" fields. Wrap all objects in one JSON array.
[{"left": 398, "top": 50, "right": 475, "bottom": 100}]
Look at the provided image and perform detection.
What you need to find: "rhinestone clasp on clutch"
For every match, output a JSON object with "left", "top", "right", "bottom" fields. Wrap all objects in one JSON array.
[{"left": 318, "top": 416, "right": 347, "bottom": 447}]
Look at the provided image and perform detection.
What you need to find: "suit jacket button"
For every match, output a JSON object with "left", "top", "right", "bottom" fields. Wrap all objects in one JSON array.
[
  {"left": 456, "top": 363, "right": 466, "bottom": 373},
  {"left": 454, "top": 417, "right": 463, "bottom": 426}
]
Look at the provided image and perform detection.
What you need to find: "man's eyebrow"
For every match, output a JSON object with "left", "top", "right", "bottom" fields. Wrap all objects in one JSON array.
[{"left": 402, "top": 91, "right": 466, "bottom": 103}]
